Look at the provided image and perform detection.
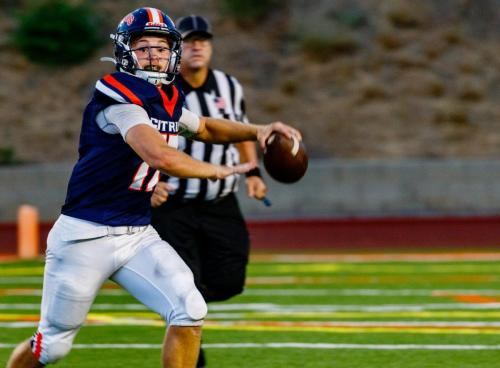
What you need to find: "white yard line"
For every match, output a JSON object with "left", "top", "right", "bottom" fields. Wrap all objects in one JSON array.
[
  {"left": 0, "top": 322, "right": 38, "bottom": 328},
  {"left": 207, "top": 303, "right": 500, "bottom": 312},
  {"left": 1, "top": 342, "right": 500, "bottom": 350}
]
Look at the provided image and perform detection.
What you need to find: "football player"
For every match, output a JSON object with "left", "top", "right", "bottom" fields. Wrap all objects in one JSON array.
[{"left": 6, "top": 7, "right": 301, "bottom": 368}]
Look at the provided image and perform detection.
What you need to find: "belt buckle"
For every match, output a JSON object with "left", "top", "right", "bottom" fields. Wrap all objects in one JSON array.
[{"left": 127, "top": 225, "right": 146, "bottom": 234}]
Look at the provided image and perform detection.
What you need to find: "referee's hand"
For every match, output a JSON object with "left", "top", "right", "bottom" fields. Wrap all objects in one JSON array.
[
  {"left": 247, "top": 176, "right": 267, "bottom": 200},
  {"left": 151, "top": 182, "right": 175, "bottom": 208}
]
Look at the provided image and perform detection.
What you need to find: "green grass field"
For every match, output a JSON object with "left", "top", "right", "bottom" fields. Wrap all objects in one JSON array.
[{"left": 1, "top": 250, "right": 500, "bottom": 367}]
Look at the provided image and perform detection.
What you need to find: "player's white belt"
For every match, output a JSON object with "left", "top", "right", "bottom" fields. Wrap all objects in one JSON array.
[{"left": 106, "top": 225, "right": 148, "bottom": 235}]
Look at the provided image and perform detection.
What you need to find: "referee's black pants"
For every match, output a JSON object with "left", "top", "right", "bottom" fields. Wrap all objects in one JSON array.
[{"left": 151, "top": 193, "right": 250, "bottom": 302}]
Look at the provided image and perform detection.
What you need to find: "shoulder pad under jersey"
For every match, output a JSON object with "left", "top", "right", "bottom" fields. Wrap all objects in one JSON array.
[{"left": 95, "top": 72, "right": 159, "bottom": 106}]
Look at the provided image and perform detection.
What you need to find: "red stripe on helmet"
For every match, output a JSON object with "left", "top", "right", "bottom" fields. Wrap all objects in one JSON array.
[
  {"left": 103, "top": 75, "right": 144, "bottom": 106},
  {"left": 146, "top": 8, "right": 154, "bottom": 23},
  {"left": 158, "top": 85, "right": 179, "bottom": 116}
]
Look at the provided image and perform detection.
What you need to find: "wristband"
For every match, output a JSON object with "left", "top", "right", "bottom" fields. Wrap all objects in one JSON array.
[{"left": 245, "top": 167, "right": 262, "bottom": 178}]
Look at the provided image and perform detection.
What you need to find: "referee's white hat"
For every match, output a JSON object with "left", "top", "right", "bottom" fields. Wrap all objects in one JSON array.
[{"left": 176, "top": 15, "right": 213, "bottom": 40}]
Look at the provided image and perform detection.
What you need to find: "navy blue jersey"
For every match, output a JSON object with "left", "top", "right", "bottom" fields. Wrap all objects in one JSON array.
[{"left": 62, "top": 72, "right": 184, "bottom": 226}]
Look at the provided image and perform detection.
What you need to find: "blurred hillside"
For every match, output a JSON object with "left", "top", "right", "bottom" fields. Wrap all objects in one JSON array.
[{"left": 2, "top": 0, "right": 500, "bottom": 162}]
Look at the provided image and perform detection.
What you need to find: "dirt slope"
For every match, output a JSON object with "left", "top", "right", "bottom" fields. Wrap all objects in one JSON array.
[{"left": 2, "top": 0, "right": 500, "bottom": 162}]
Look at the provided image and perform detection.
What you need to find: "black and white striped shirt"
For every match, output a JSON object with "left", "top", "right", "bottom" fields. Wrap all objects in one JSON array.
[{"left": 167, "top": 69, "right": 249, "bottom": 201}]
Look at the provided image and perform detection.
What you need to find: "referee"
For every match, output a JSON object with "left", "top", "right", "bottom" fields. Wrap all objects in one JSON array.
[{"left": 150, "top": 15, "right": 267, "bottom": 368}]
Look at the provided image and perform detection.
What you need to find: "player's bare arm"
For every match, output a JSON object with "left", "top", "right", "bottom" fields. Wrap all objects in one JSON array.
[
  {"left": 195, "top": 117, "right": 302, "bottom": 149},
  {"left": 126, "top": 124, "right": 255, "bottom": 180}
]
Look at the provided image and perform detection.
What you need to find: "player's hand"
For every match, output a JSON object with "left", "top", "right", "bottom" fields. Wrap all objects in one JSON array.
[
  {"left": 151, "top": 182, "right": 175, "bottom": 208},
  {"left": 246, "top": 175, "right": 267, "bottom": 200},
  {"left": 210, "top": 162, "right": 256, "bottom": 181},
  {"left": 257, "top": 122, "right": 302, "bottom": 150}
]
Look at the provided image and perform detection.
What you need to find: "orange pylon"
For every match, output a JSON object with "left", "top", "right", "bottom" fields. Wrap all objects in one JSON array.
[{"left": 17, "top": 205, "right": 39, "bottom": 259}]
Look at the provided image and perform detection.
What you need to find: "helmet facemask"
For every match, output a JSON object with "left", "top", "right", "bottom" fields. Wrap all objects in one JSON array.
[{"left": 111, "top": 30, "right": 181, "bottom": 85}]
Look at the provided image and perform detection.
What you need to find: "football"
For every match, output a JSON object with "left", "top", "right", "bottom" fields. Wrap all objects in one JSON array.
[{"left": 263, "top": 132, "right": 308, "bottom": 183}]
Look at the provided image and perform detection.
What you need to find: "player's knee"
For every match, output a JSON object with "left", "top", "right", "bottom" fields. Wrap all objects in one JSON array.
[
  {"left": 170, "top": 288, "right": 207, "bottom": 325},
  {"left": 168, "top": 271, "right": 207, "bottom": 325},
  {"left": 184, "top": 289, "right": 207, "bottom": 320}
]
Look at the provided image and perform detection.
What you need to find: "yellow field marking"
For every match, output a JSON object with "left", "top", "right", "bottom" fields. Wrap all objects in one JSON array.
[
  {"left": 203, "top": 323, "right": 500, "bottom": 335},
  {"left": 250, "top": 252, "right": 500, "bottom": 263},
  {"left": 1, "top": 314, "right": 499, "bottom": 335},
  {"left": 0, "top": 314, "right": 39, "bottom": 321},
  {"left": 3, "top": 309, "right": 500, "bottom": 321},
  {"left": 208, "top": 310, "right": 500, "bottom": 318}
]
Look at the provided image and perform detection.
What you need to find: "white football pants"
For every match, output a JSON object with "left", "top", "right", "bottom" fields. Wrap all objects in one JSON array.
[{"left": 32, "top": 215, "right": 207, "bottom": 364}]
